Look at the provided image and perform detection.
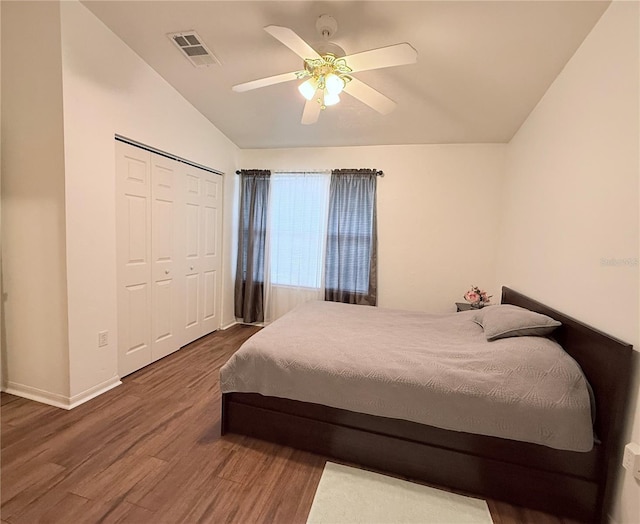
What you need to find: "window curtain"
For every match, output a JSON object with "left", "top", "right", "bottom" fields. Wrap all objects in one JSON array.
[
  {"left": 324, "top": 169, "right": 378, "bottom": 306},
  {"left": 264, "top": 172, "right": 331, "bottom": 323},
  {"left": 234, "top": 170, "right": 270, "bottom": 323}
]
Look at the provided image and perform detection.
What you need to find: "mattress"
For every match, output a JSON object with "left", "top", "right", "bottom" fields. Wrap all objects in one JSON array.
[{"left": 220, "top": 301, "right": 593, "bottom": 451}]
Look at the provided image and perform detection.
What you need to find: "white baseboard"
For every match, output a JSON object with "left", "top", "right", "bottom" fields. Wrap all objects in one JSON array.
[
  {"left": 220, "top": 320, "right": 238, "bottom": 330},
  {"left": 3, "top": 376, "right": 121, "bottom": 410},
  {"left": 3, "top": 382, "right": 71, "bottom": 409},
  {"left": 68, "top": 376, "right": 122, "bottom": 409}
]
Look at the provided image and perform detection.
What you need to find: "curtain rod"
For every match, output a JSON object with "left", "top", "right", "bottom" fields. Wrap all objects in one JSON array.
[{"left": 235, "top": 169, "right": 384, "bottom": 177}]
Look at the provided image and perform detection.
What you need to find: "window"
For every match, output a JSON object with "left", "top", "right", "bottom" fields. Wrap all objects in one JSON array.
[
  {"left": 235, "top": 168, "right": 378, "bottom": 324},
  {"left": 268, "top": 173, "right": 330, "bottom": 289}
]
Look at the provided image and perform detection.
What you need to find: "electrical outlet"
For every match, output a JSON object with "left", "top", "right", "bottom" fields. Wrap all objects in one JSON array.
[
  {"left": 623, "top": 442, "right": 640, "bottom": 474},
  {"left": 98, "top": 330, "right": 109, "bottom": 347}
]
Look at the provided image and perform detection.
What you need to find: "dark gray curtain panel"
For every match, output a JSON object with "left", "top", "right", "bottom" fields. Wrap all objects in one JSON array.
[
  {"left": 234, "top": 170, "right": 270, "bottom": 323},
  {"left": 325, "top": 169, "right": 378, "bottom": 306}
]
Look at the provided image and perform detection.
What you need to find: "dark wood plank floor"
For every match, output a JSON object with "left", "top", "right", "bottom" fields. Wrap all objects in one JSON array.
[{"left": 2, "top": 325, "right": 584, "bottom": 524}]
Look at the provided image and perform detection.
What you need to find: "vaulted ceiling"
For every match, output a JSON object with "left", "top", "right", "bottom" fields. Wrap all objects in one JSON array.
[{"left": 82, "top": 1, "right": 609, "bottom": 149}]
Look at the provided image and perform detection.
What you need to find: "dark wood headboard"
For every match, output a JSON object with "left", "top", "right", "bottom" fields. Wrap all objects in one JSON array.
[
  {"left": 502, "top": 286, "right": 634, "bottom": 517},
  {"left": 501, "top": 286, "right": 633, "bottom": 446}
]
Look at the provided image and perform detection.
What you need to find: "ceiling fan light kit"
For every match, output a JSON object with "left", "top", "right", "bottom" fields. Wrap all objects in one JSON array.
[
  {"left": 232, "top": 15, "right": 417, "bottom": 124},
  {"left": 325, "top": 73, "right": 345, "bottom": 95},
  {"left": 298, "top": 78, "right": 318, "bottom": 101},
  {"left": 295, "top": 54, "right": 351, "bottom": 109},
  {"left": 323, "top": 92, "right": 340, "bottom": 107}
]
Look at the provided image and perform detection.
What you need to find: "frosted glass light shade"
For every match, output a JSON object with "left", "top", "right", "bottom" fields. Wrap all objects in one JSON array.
[
  {"left": 325, "top": 73, "right": 345, "bottom": 95},
  {"left": 298, "top": 78, "right": 317, "bottom": 101},
  {"left": 323, "top": 92, "right": 340, "bottom": 106}
]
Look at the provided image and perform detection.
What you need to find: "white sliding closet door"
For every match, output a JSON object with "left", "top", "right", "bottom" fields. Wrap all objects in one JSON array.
[
  {"left": 150, "top": 153, "right": 184, "bottom": 361},
  {"left": 116, "top": 141, "right": 222, "bottom": 377},
  {"left": 183, "top": 165, "right": 222, "bottom": 345},
  {"left": 116, "top": 142, "right": 153, "bottom": 377}
]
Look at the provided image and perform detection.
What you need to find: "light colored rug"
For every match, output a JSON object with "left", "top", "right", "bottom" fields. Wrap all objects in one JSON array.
[{"left": 306, "top": 462, "right": 494, "bottom": 524}]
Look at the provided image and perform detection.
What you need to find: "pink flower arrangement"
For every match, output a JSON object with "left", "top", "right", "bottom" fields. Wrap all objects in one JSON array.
[{"left": 463, "top": 285, "right": 492, "bottom": 305}]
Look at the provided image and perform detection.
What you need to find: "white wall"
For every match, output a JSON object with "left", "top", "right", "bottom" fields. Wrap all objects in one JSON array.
[
  {"left": 496, "top": 3, "right": 639, "bottom": 522},
  {"left": 59, "top": 0, "right": 240, "bottom": 400},
  {"left": 1, "top": 0, "right": 239, "bottom": 407},
  {"left": 241, "top": 144, "right": 505, "bottom": 313},
  {"left": 1, "top": 1, "right": 71, "bottom": 403}
]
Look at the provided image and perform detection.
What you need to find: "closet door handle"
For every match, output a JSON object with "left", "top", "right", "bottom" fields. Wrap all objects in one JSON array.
[
  {"left": 190, "top": 266, "right": 194, "bottom": 271},
  {"left": 165, "top": 269, "right": 170, "bottom": 274}
]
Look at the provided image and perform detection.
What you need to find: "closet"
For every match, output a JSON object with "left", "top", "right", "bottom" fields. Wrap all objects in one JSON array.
[{"left": 115, "top": 140, "right": 222, "bottom": 377}]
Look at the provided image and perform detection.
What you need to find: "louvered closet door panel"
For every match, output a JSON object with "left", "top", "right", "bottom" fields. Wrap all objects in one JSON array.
[
  {"left": 182, "top": 165, "right": 222, "bottom": 344},
  {"left": 150, "top": 153, "right": 185, "bottom": 361},
  {"left": 116, "top": 142, "right": 152, "bottom": 377}
]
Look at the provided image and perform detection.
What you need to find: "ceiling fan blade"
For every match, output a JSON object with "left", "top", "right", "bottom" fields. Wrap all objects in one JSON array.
[
  {"left": 343, "top": 43, "right": 417, "bottom": 73},
  {"left": 301, "top": 95, "right": 321, "bottom": 125},
  {"left": 264, "top": 25, "right": 321, "bottom": 60},
  {"left": 232, "top": 71, "right": 299, "bottom": 93},
  {"left": 343, "top": 78, "right": 396, "bottom": 115}
]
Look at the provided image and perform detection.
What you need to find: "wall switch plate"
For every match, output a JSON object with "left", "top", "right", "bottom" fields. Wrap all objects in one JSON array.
[
  {"left": 622, "top": 442, "right": 640, "bottom": 478},
  {"left": 98, "top": 330, "right": 108, "bottom": 347}
]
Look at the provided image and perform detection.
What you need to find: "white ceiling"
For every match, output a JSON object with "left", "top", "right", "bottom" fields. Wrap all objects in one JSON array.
[{"left": 82, "top": 1, "right": 609, "bottom": 149}]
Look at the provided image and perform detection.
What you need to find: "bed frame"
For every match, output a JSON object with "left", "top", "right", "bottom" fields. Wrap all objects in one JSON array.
[{"left": 221, "top": 287, "right": 634, "bottom": 523}]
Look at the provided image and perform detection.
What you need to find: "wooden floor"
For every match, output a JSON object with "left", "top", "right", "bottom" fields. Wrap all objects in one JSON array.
[{"left": 1, "top": 325, "right": 584, "bottom": 524}]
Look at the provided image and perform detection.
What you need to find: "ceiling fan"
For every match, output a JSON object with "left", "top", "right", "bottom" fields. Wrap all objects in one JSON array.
[{"left": 232, "top": 15, "right": 418, "bottom": 125}]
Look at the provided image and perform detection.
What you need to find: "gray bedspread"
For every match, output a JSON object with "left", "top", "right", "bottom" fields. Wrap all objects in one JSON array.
[{"left": 220, "top": 301, "right": 593, "bottom": 451}]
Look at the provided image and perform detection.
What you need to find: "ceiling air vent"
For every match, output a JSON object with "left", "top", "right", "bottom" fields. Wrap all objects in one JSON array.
[{"left": 168, "top": 31, "right": 220, "bottom": 67}]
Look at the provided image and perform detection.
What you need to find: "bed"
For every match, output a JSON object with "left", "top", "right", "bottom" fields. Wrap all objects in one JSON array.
[{"left": 220, "top": 287, "right": 634, "bottom": 523}]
